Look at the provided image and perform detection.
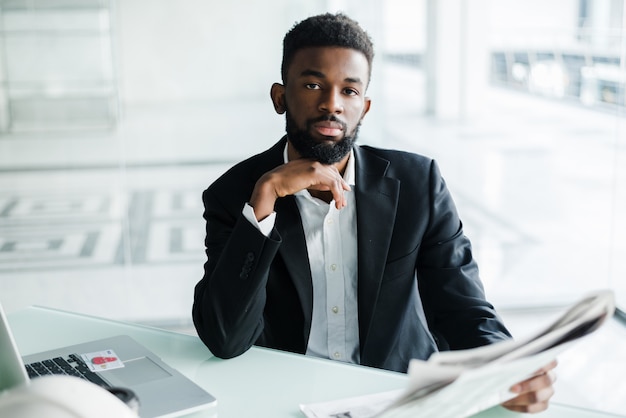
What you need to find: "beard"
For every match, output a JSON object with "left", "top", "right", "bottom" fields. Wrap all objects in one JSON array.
[{"left": 285, "top": 108, "right": 360, "bottom": 165}]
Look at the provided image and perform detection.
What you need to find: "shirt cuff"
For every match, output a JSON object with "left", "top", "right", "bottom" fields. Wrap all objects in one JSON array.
[{"left": 242, "top": 203, "right": 276, "bottom": 237}]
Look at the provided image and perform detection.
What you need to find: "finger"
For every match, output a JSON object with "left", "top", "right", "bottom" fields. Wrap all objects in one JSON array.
[
  {"left": 331, "top": 176, "right": 348, "bottom": 209},
  {"left": 535, "top": 359, "right": 558, "bottom": 374},
  {"left": 510, "top": 359, "right": 557, "bottom": 393},
  {"left": 503, "top": 399, "right": 551, "bottom": 414},
  {"left": 502, "top": 387, "right": 554, "bottom": 413},
  {"left": 510, "top": 363, "right": 557, "bottom": 394},
  {"left": 320, "top": 166, "right": 348, "bottom": 209},
  {"left": 513, "top": 370, "right": 556, "bottom": 394},
  {"left": 505, "top": 382, "right": 555, "bottom": 405},
  {"left": 503, "top": 373, "right": 556, "bottom": 414},
  {"left": 340, "top": 179, "right": 351, "bottom": 208}
]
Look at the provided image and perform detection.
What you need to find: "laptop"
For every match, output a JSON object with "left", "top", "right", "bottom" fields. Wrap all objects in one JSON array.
[{"left": 0, "top": 303, "right": 216, "bottom": 418}]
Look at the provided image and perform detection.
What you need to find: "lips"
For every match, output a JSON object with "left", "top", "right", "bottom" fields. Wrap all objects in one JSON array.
[{"left": 312, "top": 121, "right": 344, "bottom": 137}]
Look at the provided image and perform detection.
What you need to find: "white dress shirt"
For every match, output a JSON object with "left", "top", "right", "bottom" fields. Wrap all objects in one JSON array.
[{"left": 242, "top": 145, "right": 360, "bottom": 364}]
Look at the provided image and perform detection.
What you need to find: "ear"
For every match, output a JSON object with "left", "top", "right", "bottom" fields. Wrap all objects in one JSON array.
[
  {"left": 270, "top": 83, "right": 286, "bottom": 114},
  {"left": 361, "top": 97, "right": 372, "bottom": 119}
]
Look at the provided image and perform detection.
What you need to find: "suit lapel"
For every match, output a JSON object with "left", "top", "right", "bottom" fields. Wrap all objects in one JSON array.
[
  {"left": 275, "top": 196, "right": 313, "bottom": 336},
  {"left": 353, "top": 146, "right": 400, "bottom": 347},
  {"left": 261, "top": 138, "right": 313, "bottom": 338}
]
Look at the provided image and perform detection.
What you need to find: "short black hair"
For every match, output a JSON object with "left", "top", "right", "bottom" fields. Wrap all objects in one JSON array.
[{"left": 281, "top": 12, "right": 374, "bottom": 84}]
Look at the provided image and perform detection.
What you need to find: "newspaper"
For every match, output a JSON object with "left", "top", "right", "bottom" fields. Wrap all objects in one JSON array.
[{"left": 300, "top": 290, "right": 616, "bottom": 418}]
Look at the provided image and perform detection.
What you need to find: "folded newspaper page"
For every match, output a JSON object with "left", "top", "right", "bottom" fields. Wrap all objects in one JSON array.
[{"left": 300, "top": 290, "right": 615, "bottom": 418}]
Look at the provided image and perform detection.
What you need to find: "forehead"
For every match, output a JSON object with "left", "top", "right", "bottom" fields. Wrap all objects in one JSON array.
[{"left": 286, "top": 47, "right": 370, "bottom": 83}]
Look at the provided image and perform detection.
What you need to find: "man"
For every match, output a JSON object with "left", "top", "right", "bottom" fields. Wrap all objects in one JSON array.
[{"left": 193, "top": 12, "right": 556, "bottom": 413}]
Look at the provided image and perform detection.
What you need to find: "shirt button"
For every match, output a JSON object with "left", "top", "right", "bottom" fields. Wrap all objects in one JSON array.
[
  {"left": 333, "top": 352, "right": 341, "bottom": 359},
  {"left": 331, "top": 306, "right": 339, "bottom": 314},
  {"left": 327, "top": 218, "right": 334, "bottom": 224},
  {"left": 330, "top": 264, "right": 337, "bottom": 271}
]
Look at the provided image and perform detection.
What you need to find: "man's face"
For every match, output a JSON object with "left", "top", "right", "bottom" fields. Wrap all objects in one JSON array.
[{"left": 271, "top": 47, "right": 371, "bottom": 164}]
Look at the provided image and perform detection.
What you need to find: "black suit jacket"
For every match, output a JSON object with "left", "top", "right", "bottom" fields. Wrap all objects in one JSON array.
[{"left": 193, "top": 137, "right": 511, "bottom": 373}]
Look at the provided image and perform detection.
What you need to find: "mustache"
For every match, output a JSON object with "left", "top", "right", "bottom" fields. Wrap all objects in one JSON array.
[{"left": 306, "top": 115, "right": 347, "bottom": 130}]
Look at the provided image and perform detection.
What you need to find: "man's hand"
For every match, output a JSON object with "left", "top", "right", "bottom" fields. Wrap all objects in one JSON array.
[
  {"left": 502, "top": 360, "right": 557, "bottom": 413},
  {"left": 250, "top": 159, "right": 351, "bottom": 220}
]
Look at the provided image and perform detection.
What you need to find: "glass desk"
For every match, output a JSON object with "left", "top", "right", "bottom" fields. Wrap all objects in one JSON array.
[{"left": 7, "top": 306, "right": 623, "bottom": 418}]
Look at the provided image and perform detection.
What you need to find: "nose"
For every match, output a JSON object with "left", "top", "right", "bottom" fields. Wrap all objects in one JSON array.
[{"left": 318, "top": 88, "right": 343, "bottom": 114}]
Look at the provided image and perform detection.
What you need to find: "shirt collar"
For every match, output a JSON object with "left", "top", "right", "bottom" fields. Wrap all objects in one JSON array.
[{"left": 283, "top": 142, "right": 356, "bottom": 186}]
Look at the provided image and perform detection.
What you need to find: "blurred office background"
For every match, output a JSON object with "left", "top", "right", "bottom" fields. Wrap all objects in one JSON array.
[{"left": 0, "top": 0, "right": 625, "bottom": 414}]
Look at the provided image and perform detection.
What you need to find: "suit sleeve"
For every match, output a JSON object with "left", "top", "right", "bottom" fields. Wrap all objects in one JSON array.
[
  {"left": 192, "top": 186, "right": 281, "bottom": 358},
  {"left": 416, "top": 160, "right": 511, "bottom": 350}
]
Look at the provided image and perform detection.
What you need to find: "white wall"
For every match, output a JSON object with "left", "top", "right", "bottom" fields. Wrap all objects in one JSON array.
[
  {"left": 114, "top": 0, "right": 329, "bottom": 104},
  {"left": 488, "top": 0, "right": 580, "bottom": 49},
  {"left": 112, "top": 0, "right": 395, "bottom": 108}
]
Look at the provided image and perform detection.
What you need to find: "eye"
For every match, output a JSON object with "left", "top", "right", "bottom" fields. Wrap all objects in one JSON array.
[
  {"left": 344, "top": 88, "right": 359, "bottom": 96},
  {"left": 305, "top": 83, "right": 321, "bottom": 90}
]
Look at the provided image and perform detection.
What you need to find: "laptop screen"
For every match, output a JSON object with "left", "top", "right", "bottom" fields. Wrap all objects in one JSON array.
[{"left": 0, "top": 303, "right": 30, "bottom": 392}]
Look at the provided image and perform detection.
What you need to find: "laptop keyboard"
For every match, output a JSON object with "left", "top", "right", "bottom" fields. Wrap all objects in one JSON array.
[{"left": 25, "top": 354, "right": 111, "bottom": 388}]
